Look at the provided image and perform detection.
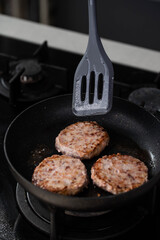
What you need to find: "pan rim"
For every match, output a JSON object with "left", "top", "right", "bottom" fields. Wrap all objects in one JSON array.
[{"left": 3, "top": 94, "right": 160, "bottom": 211}]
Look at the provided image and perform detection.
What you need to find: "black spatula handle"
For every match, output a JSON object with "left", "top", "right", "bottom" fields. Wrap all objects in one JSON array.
[
  {"left": 88, "top": 0, "right": 98, "bottom": 40},
  {"left": 88, "top": 0, "right": 102, "bottom": 49}
]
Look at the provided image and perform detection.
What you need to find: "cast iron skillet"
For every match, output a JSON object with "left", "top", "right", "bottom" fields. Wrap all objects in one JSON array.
[{"left": 4, "top": 94, "right": 160, "bottom": 212}]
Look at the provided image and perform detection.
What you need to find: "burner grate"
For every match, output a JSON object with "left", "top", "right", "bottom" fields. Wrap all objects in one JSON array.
[
  {"left": 128, "top": 87, "right": 160, "bottom": 116},
  {"left": 16, "top": 184, "right": 148, "bottom": 240}
]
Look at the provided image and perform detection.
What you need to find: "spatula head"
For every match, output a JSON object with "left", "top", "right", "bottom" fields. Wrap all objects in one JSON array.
[{"left": 72, "top": 53, "right": 114, "bottom": 116}]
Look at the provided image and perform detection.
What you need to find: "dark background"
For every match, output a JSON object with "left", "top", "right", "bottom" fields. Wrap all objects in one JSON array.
[
  {"left": 0, "top": 0, "right": 160, "bottom": 51},
  {"left": 52, "top": 0, "right": 160, "bottom": 51}
]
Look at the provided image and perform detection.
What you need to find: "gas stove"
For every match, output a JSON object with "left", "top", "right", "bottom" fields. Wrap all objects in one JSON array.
[{"left": 0, "top": 33, "right": 160, "bottom": 240}]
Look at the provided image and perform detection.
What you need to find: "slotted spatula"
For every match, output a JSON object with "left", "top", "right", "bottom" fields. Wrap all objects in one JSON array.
[{"left": 72, "top": 0, "right": 114, "bottom": 116}]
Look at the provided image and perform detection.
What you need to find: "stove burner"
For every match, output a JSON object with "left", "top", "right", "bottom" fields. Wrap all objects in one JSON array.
[
  {"left": 128, "top": 88, "right": 160, "bottom": 114},
  {"left": 15, "top": 59, "right": 42, "bottom": 84},
  {"left": 16, "top": 184, "right": 147, "bottom": 239},
  {"left": 0, "top": 41, "right": 68, "bottom": 105}
]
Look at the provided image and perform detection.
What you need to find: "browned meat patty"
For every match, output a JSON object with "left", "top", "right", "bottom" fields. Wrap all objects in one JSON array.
[
  {"left": 32, "top": 154, "right": 88, "bottom": 195},
  {"left": 91, "top": 153, "right": 148, "bottom": 194},
  {"left": 55, "top": 121, "right": 109, "bottom": 160}
]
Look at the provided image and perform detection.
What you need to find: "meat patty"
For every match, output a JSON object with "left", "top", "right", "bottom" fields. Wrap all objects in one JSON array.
[
  {"left": 32, "top": 154, "right": 88, "bottom": 195},
  {"left": 91, "top": 153, "right": 148, "bottom": 194},
  {"left": 55, "top": 121, "right": 109, "bottom": 160}
]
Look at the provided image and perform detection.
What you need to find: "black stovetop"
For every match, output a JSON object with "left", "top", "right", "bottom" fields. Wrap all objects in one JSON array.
[{"left": 0, "top": 36, "right": 160, "bottom": 240}]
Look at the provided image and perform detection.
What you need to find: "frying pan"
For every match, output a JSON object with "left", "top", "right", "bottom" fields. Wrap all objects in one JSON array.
[{"left": 4, "top": 94, "right": 160, "bottom": 212}]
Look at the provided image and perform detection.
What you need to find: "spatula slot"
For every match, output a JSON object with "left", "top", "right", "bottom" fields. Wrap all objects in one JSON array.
[
  {"left": 89, "top": 71, "right": 95, "bottom": 104},
  {"left": 98, "top": 73, "right": 103, "bottom": 99},
  {"left": 81, "top": 75, "right": 87, "bottom": 102}
]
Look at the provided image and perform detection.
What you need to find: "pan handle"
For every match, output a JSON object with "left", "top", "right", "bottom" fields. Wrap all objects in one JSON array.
[
  {"left": 50, "top": 207, "right": 65, "bottom": 240},
  {"left": 50, "top": 207, "right": 57, "bottom": 240}
]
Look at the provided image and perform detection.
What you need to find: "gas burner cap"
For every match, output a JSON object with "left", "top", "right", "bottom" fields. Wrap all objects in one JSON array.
[
  {"left": 128, "top": 88, "right": 160, "bottom": 114},
  {"left": 15, "top": 59, "right": 42, "bottom": 84}
]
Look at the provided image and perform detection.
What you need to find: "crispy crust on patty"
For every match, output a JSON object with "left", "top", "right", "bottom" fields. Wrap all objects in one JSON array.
[
  {"left": 32, "top": 155, "right": 88, "bottom": 195},
  {"left": 91, "top": 153, "right": 148, "bottom": 194},
  {"left": 55, "top": 121, "right": 109, "bottom": 160}
]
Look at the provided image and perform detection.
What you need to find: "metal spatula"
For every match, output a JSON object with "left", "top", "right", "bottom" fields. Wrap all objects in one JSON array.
[{"left": 72, "top": 0, "right": 114, "bottom": 116}]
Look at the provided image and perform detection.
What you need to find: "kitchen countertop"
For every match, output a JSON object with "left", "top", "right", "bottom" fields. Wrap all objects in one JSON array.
[{"left": 0, "top": 14, "right": 160, "bottom": 73}]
